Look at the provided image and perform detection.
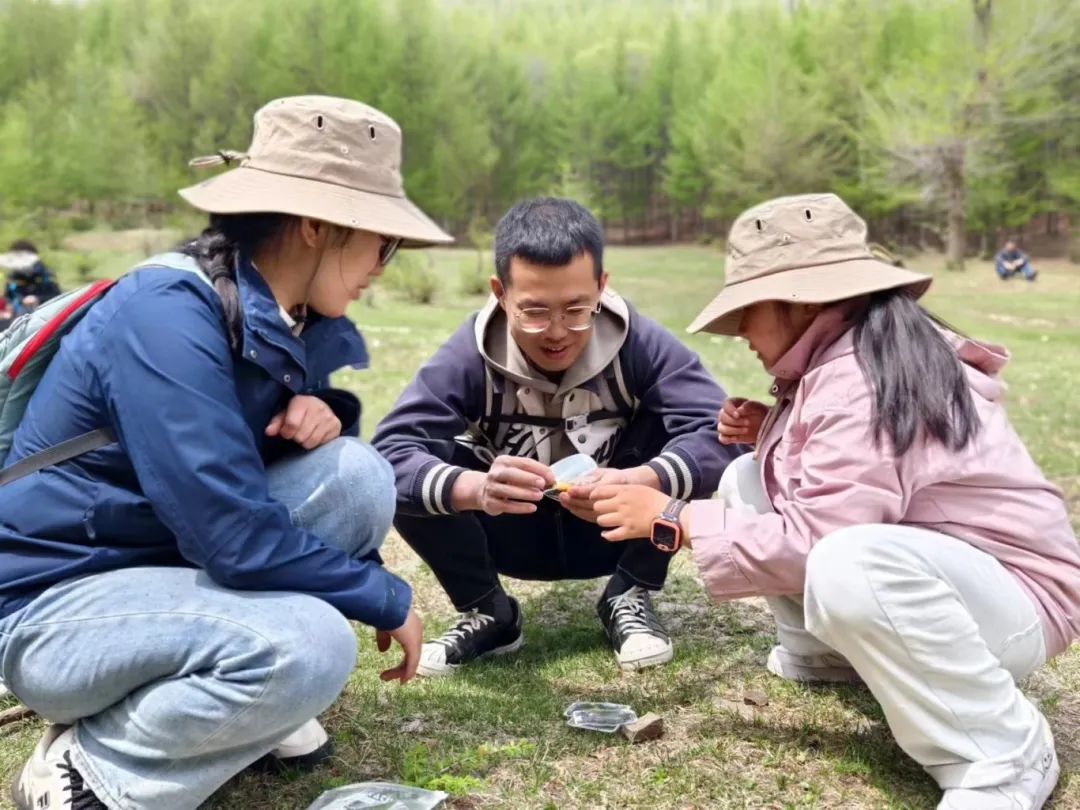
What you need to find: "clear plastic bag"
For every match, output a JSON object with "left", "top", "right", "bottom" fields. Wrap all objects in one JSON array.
[
  {"left": 305, "top": 782, "right": 448, "bottom": 810},
  {"left": 544, "top": 454, "right": 599, "bottom": 500},
  {"left": 564, "top": 701, "right": 638, "bottom": 733}
]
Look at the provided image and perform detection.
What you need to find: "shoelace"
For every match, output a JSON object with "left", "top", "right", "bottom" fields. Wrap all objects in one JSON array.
[
  {"left": 433, "top": 610, "right": 496, "bottom": 648},
  {"left": 58, "top": 751, "right": 106, "bottom": 810},
  {"left": 607, "top": 587, "right": 655, "bottom": 636}
]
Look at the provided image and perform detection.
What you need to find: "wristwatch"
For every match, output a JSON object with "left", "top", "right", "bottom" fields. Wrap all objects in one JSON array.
[{"left": 651, "top": 498, "right": 688, "bottom": 553}]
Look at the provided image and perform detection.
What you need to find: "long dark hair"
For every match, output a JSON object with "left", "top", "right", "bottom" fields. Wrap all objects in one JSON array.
[
  {"left": 181, "top": 213, "right": 296, "bottom": 351},
  {"left": 853, "top": 289, "right": 980, "bottom": 455}
]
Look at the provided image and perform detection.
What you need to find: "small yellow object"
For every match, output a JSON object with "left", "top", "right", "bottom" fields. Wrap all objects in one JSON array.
[{"left": 553, "top": 482, "right": 572, "bottom": 492}]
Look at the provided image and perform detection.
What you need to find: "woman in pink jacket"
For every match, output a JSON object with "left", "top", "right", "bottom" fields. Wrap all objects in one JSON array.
[{"left": 592, "top": 193, "right": 1080, "bottom": 810}]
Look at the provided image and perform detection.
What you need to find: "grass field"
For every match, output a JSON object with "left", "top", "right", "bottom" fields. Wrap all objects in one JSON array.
[{"left": 2, "top": 241, "right": 1079, "bottom": 809}]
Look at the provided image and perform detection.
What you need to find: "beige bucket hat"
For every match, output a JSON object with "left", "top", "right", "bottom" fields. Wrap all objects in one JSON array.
[
  {"left": 687, "top": 193, "right": 931, "bottom": 335},
  {"left": 179, "top": 95, "right": 453, "bottom": 247}
]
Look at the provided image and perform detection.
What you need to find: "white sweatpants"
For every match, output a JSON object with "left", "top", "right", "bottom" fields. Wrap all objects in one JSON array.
[{"left": 719, "top": 453, "right": 1050, "bottom": 789}]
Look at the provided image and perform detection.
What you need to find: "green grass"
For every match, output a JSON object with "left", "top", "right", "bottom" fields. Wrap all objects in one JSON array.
[{"left": 4, "top": 242, "right": 1079, "bottom": 809}]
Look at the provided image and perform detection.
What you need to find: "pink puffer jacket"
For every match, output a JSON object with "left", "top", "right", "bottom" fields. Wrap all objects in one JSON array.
[{"left": 688, "top": 306, "right": 1080, "bottom": 657}]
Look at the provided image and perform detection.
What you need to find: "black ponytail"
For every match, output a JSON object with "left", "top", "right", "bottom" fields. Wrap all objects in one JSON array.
[
  {"left": 853, "top": 289, "right": 980, "bottom": 455},
  {"left": 180, "top": 213, "right": 295, "bottom": 351}
]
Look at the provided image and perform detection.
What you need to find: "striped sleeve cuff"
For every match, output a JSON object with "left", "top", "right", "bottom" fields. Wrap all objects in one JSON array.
[
  {"left": 414, "top": 461, "right": 467, "bottom": 515},
  {"left": 647, "top": 449, "right": 698, "bottom": 501}
]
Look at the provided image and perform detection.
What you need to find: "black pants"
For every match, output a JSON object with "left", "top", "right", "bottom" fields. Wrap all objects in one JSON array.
[{"left": 395, "top": 500, "right": 672, "bottom": 611}]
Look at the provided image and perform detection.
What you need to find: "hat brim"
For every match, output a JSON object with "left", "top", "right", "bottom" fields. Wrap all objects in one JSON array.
[
  {"left": 687, "top": 257, "right": 932, "bottom": 335},
  {"left": 178, "top": 167, "right": 453, "bottom": 247}
]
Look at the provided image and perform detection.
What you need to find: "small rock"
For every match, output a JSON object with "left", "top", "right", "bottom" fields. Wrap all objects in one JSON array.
[
  {"left": 400, "top": 717, "right": 426, "bottom": 734},
  {"left": 742, "top": 689, "right": 769, "bottom": 707},
  {"left": 619, "top": 712, "right": 664, "bottom": 743}
]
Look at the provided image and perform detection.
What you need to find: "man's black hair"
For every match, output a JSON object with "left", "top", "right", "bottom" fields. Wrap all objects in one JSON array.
[{"left": 494, "top": 197, "right": 604, "bottom": 286}]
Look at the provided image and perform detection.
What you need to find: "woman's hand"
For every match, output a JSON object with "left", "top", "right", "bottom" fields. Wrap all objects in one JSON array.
[
  {"left": 718, "top": 398, "right": 769, "bottom": 446},
  {"left": 376, "top": 607, "right": 423, "bottom": 684},
  {"left": 561, "top": 466, "right": 659, "bottom": 523},
  {"left": 590, "top": 484, "right": 672, "bottom": 542},
  {"left": 265, "top": 395, "right": 342, "bottom": 450}
]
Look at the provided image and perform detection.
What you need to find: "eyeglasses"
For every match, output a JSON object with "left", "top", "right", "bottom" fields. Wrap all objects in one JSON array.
[
  {"left": 379, "top": 235, "right": 403, "bottom": 267},
  {"left": 513, "top": 301, "right": 602, "bottom": 334}
]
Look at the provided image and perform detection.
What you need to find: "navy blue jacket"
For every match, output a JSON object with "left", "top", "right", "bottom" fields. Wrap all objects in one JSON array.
[
  {"left": 0, "top": 256, "right": 411, "bottom": 630},
  {"left": 374, "top": 301, "right": 738, "bottom": 517}
]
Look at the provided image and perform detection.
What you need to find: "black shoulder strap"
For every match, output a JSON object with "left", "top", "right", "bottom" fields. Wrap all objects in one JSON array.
[
  {"left": 0, "top": 427, "right": 117, "bottom": 487},
  {"left": 603, "top": 359, "right": 634, "bottom": 415}
]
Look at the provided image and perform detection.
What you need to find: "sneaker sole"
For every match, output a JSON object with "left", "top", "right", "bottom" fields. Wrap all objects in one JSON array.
[
  {"left": 417, "top": 633, "right": 524, "bottom": 678},
  {"left": 10, "top": 770, "right": 31, "bottom": 810},
  {"left": 10, "top": 781, "right": 28, "bottom": 810},
  {"left": 1034, "top": 756, "right": 1060, "bottom": 809},
  {"left": 766, "top": 648, "right": 863, "bottom": 684},
  {"left": 250, "top": 739, "right": 334, "bottom": 774},
  {"left": 617, "top": 645, "right": 674, "bottom": 672}
]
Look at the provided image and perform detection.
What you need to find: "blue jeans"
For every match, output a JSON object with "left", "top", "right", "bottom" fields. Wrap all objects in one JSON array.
[
  {"left": 996, "top": 259, "right": 1036, "bottom": 280},
  {"left": 0, "top": 437, "right": 395, "bottom": 810}
]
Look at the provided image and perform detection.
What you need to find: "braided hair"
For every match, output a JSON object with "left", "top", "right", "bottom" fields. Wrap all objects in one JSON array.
[{"left": 181, "top": 213, "right": 295, "bottom": 350}]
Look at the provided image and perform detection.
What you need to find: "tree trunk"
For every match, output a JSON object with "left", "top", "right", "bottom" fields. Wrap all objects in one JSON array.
[
  {"left": 944, "top": 146, "right": 967, "bottom": 271},
  {"left": 973, "top": 0, "right": 992, "bottom": 58}
]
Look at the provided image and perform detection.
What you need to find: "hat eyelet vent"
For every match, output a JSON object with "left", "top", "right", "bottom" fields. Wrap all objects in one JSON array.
[
  {"left": 804, "top": 208, "right": 813, "bottom": 221},
  {"left": 755, "top": 219, "right": 763, "bottom": 231},
  {"left": 315, "top": 115, "right": 325, "bottom": 130},
  {"left": 369, "top": 125, "right": 377, "bottom": 140}
]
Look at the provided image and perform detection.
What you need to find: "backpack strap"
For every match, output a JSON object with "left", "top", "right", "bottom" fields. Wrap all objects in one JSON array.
[
  {"left": 490, "top": 410, "right": 625, "bottom": 430},
  {"left": 0, "top": 427, "right": 116, "bottom": 487},
  {"left": 0, "top": 254, "right": 212, "bottom": 488},
  {"left": 478, "top": 366, "right": 504, "bottom": 436},
  {"left": 479, "top": 358, "right": 631, "bottom": 433},
  {"left": 6, "top": 279, "right": 116, "bottom": 381},
  {"left": 603, "top": 356, "right": 636, "bottom": 415}
]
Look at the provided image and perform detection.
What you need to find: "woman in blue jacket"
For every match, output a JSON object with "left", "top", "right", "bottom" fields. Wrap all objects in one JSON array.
[{"left": 0, "top": 96, "right": 451, "bottom": 810}]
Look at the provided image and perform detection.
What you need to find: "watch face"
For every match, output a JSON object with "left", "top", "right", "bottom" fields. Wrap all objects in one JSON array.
[{"left": 652, "top": 521, "right": 679, "bottom": 553}]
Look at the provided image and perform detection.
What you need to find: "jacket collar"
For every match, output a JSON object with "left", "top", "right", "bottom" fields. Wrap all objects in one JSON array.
[
  {"left": 753, "top": 301, "right": 864, "bottom": 459},
  {"left": 234, "top": 255, "right": 369, "bottom": 391},
  {"left": 767, "top": 300, "right": 864, "bottom": 381}
]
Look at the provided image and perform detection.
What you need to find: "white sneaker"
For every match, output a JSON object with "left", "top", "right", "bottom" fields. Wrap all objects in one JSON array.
[
  {"left": 260, "top": 718, "right": 333, "bottom": 771},
  {"left": 937, "top": 743, "right": 1058, "bottom": 810},
  {"left": 766, "top": 645, "right": 862, "bottom": 684},
  {"left": 11, "top": 724, "right": 108, "bottom": 810}
]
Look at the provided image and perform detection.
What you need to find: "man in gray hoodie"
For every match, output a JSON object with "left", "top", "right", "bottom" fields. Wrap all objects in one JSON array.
[{"left": 374, "top": 198, "right": 738, "bottom": 675}]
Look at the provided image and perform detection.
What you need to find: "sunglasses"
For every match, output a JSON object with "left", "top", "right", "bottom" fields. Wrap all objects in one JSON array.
[{"left": 379, "top": 235, "right": 403, "bottom": 267}]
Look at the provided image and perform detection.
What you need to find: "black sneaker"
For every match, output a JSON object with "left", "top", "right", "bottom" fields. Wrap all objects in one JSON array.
[
  {"left": 417, "top": 597, "right": 524, "bottom": 677},
  {"left": 597, "top": 585, "right": 673, "bottom": 671}
]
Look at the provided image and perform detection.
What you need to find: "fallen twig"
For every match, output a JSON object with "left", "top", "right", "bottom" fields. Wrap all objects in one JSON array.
[{"left": 0, "top": 705, "right": 36, "bottom": 728}]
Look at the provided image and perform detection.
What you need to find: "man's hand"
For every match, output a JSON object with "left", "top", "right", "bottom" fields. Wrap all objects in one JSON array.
[
  {"left": 561, "top": 466, "right": 660, "bottom": 523},
  {"left": 453, "top": 456, "right": 556, "bottom": 516},
  {"left": 265, "top": 395, "right": 342, "bottom": 450},
  {"left": 591, "top": 484, "right": 672, "bottom": 542},
  {"left": 376, "top": 607, "right": 423, "bottom": 684},
  {"left": 718, "top": 398, "right": 768, "bottom": 446}
]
